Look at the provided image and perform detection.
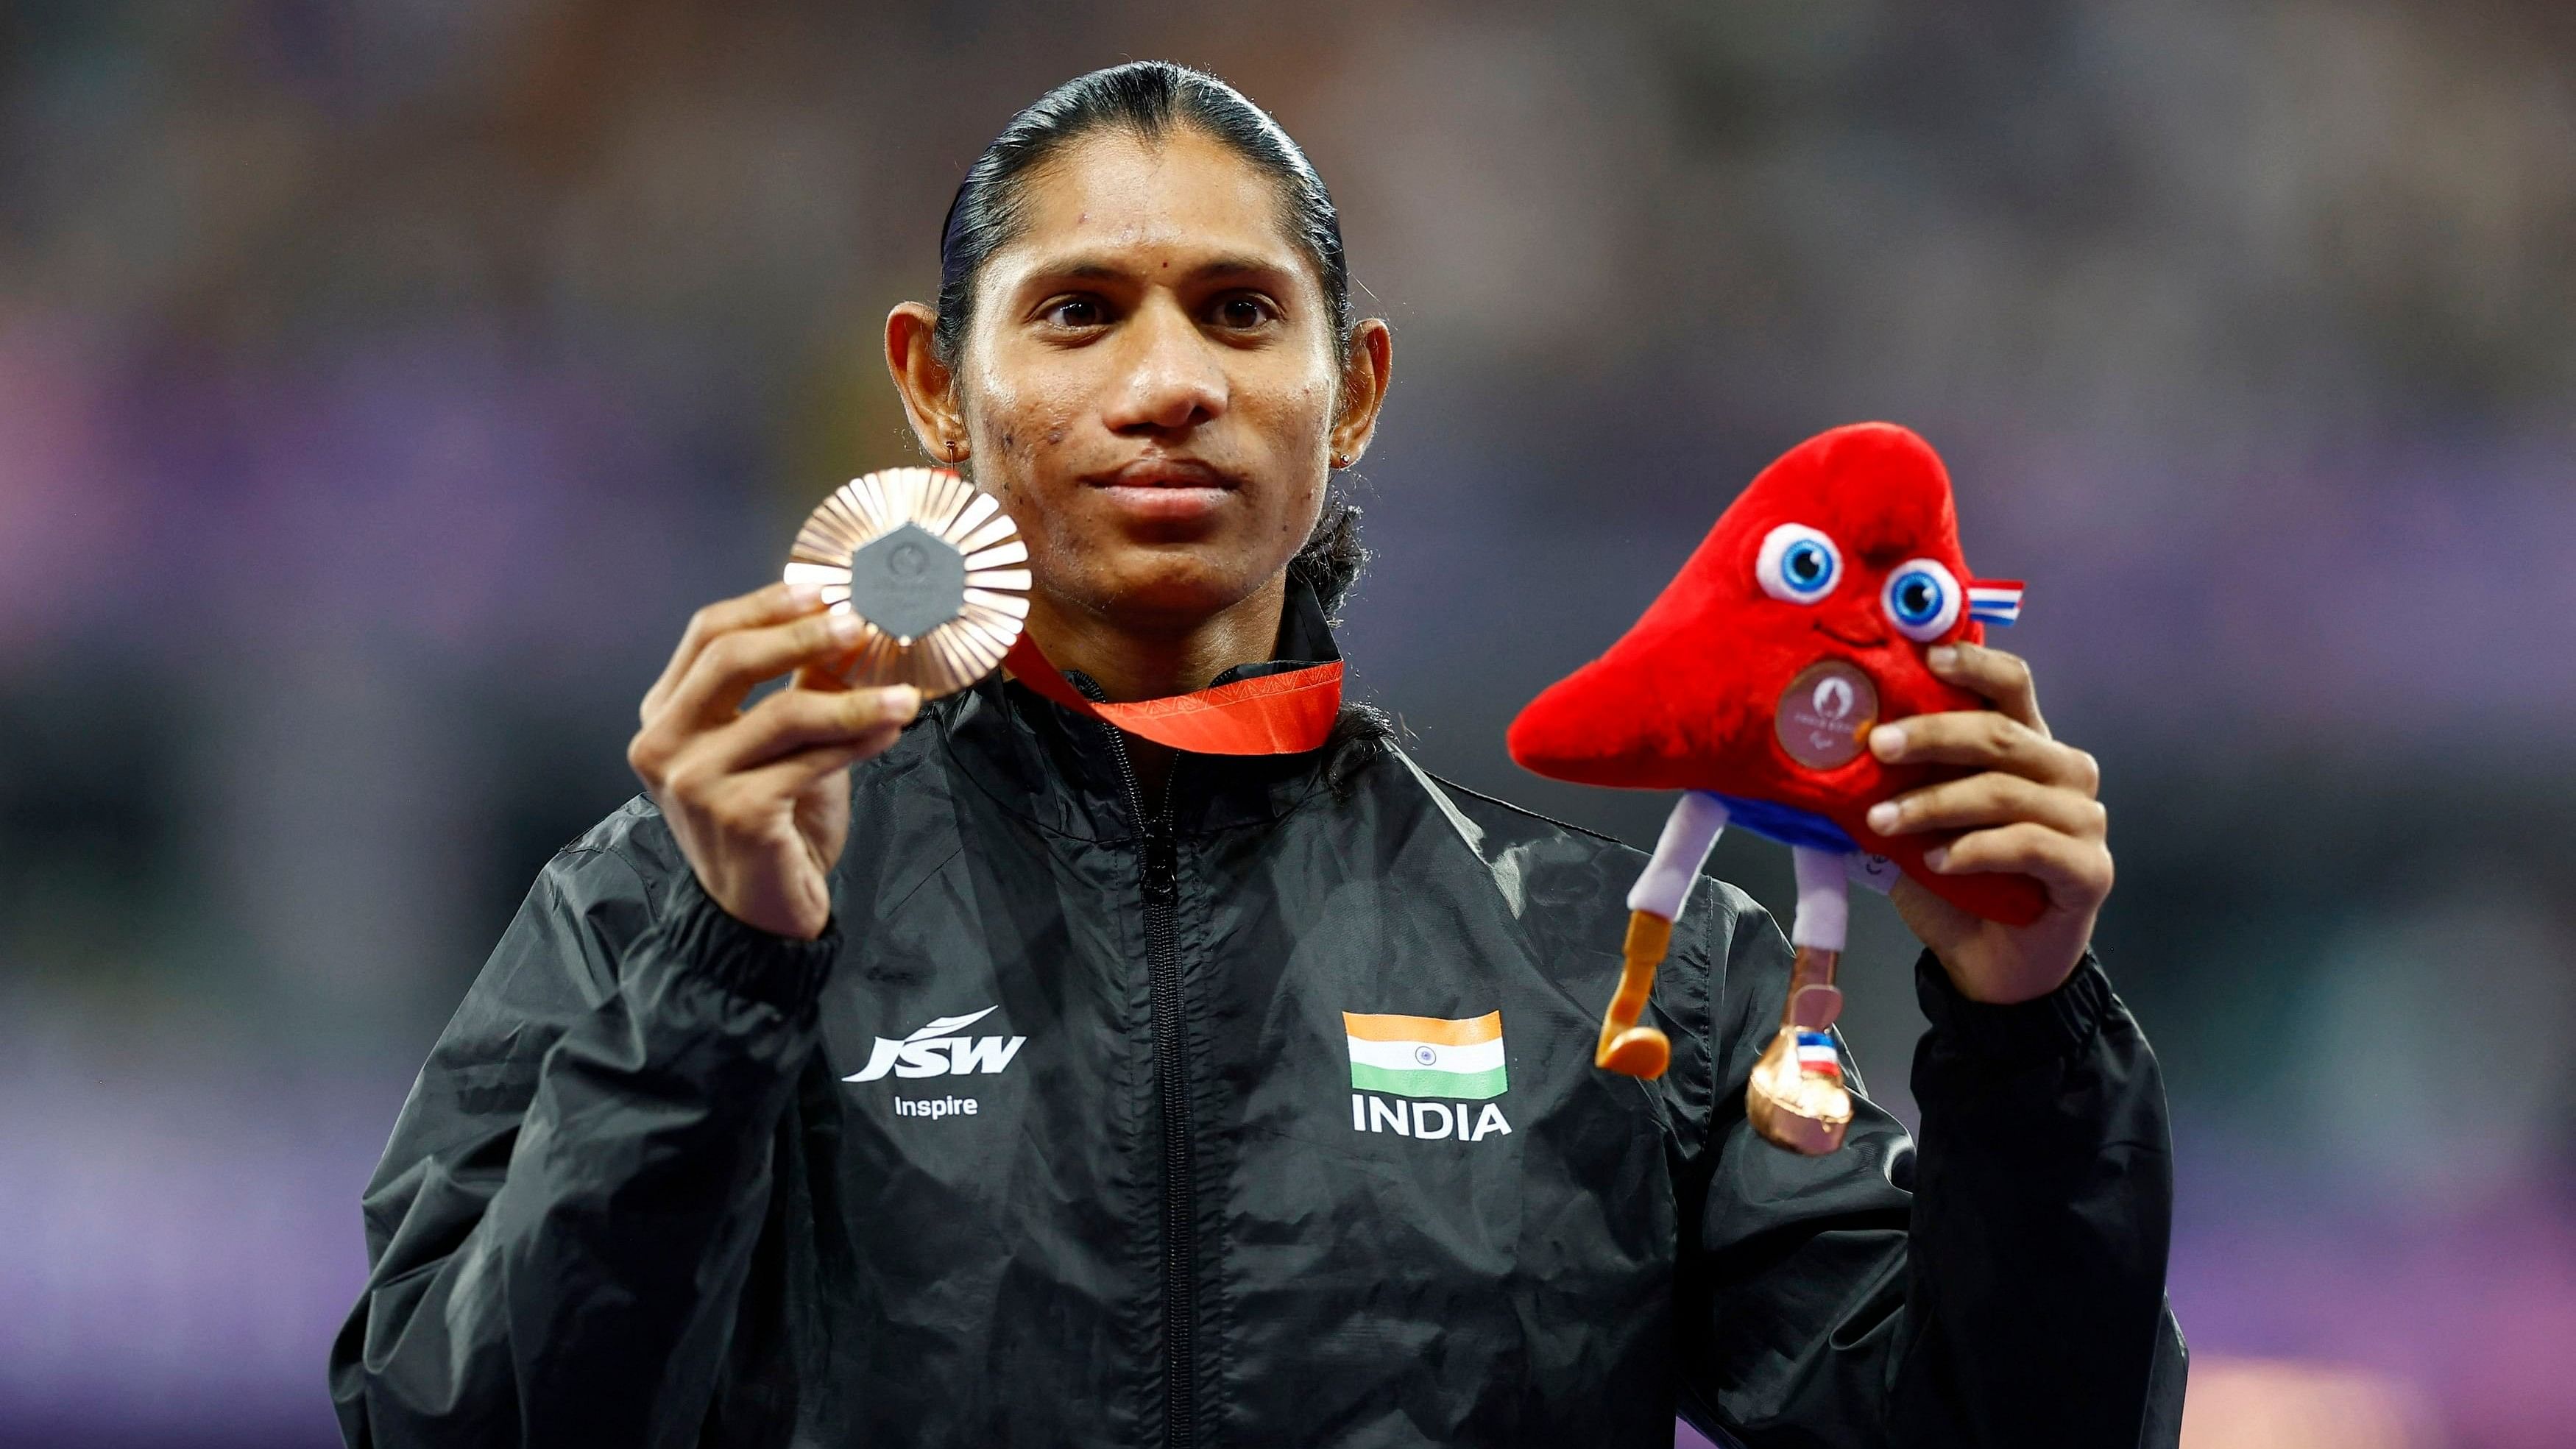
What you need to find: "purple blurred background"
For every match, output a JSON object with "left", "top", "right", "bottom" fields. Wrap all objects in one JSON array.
[{"left": 1, "top": 3, "right": 2570, "bottom": 1445}]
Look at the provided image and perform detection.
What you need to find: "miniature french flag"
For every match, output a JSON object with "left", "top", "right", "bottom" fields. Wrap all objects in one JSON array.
[
  {"left": 1967, "top": 578, "right": 2024, "bottom": 627},
  {"left": 1793, "top": 1030, "right": 1842, "bottom": 1082}
]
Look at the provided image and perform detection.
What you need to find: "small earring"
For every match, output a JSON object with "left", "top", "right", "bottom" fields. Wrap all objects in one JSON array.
[
  {"left": 946, "top": 438, "right": 966, "bottom": 464},
  {"left": 1331, "top": 452, "right": 1352, "bottom": 469}
]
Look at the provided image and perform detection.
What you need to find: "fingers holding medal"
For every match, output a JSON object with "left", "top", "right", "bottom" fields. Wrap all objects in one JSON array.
[{"left": 627, "top": 469, "right": 1030, "bottom": 939}]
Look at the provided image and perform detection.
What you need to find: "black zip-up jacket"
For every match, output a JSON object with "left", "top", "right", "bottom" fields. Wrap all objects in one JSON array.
[{"left": 331, "top": 591, "right": 2186, "bottom": 1448}]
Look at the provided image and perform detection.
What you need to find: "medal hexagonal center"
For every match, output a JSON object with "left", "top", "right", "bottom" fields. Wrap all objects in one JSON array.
[{"left": 846, "top": 522, "right": 966, "bottom": 643}]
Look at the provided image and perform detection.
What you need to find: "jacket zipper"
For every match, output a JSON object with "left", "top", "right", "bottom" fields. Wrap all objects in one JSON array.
[{"left": 1103, "top": 727, "right": 1195, "bottom": 1447}]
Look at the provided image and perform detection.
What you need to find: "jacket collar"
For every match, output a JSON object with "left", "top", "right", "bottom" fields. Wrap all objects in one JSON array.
[{"left": 935, "top": 578, "right": 1340, "bottom": 842}]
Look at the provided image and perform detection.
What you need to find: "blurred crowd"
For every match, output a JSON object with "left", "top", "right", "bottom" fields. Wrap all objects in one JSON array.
[{"left": 1, "top": 2, "right": 2569, "bottom": 1444}]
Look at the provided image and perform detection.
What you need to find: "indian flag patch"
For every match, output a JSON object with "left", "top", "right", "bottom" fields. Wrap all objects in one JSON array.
[{"left": 1342, "top": 1011, "right": 1507, "bottom": 1100}]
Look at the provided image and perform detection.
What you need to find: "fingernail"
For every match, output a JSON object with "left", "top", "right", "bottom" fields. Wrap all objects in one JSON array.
[
  {"left": 785, "top": 581, "right": 824, "bottom": 608},
  {"left": 827, "top": 610, "right": 864, "bottom": 644},
  {"left": 1869, "top": 723, "right": 1906, "bottom": 758},
  {"left": 880, "top": 684, "right": 921, "bottom": 714},
  {"left": 1866, "top": 801, "right": 1900, "bottom": 833},
  {"left": 1924, "top": 845, "right": 1950, "bottom": 871},
  {"left": 1926, "top": 645, "right": 1958, "bottom": 670}
]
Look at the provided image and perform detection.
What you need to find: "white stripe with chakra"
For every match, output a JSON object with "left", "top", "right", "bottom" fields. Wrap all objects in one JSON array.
[{"left": 1345, "top": 1035, "right": 1507, "bottom": 1077}]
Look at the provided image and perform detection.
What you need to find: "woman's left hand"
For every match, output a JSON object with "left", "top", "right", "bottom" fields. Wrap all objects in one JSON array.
[{"left": 1862, "top": 642, "right": 2112, "bottom": 1004}]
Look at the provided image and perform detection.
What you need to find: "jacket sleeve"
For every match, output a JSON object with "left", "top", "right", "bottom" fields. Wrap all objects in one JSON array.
[
  {"left": 1673, "top": 901, "right": 2187, "bottom": 1448},
  {"left": 328, "top": 823, "right": 838, "bottom": 1449}
]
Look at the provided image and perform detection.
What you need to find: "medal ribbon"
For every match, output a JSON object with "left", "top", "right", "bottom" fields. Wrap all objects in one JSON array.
[{"left": 1002, "top": 632, "right": 1345, "bottom": 756}]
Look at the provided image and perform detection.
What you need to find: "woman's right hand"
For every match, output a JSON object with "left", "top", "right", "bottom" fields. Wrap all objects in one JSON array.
[{"left": 628, "top": 582, "right": 921, "bottom": 940}]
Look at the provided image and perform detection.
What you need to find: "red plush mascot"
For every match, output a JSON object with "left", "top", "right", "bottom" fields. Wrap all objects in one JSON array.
[{"left": 1509, "top": 422, "right": 2039, "bottom": 1153}]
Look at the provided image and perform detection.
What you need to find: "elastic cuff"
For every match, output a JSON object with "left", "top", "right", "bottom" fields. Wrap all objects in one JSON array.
[
  {"left": 1915, "top": 949, "right": 2111, "bottom": 1064},
  {"left": 657, "top": 873, "right": 840, "bottom": 1016}
]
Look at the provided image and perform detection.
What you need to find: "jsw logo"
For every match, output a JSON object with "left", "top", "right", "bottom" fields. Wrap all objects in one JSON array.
[{"left": 844, "top": 1006, "right": 1026, "bottom": 1083}]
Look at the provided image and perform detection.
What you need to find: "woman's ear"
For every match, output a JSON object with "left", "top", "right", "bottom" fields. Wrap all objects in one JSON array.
[
  {"left": 1328, "top": 318, "right": 1394, "bottom": 467},
  {"left": 885, "top": 302, "right": 969, "bottom": 462}
]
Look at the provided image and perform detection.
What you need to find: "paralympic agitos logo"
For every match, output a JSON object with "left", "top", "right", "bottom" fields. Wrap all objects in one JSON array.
[{"left": 843, "top": 1006, "right": 1027, "bottom": 1082}]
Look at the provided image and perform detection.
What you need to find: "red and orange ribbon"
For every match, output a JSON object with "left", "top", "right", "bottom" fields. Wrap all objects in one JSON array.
[{"left": 1001, "top": 634, "right": 1344, "bottom": 756}]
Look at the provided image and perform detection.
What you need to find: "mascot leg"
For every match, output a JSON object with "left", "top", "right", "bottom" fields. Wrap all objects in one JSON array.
[
  {"left": 1747, "top": 846, "right": 1858, "bottom": 1153},
  {"left": 1600, "top": 793, "right": 1730, "bottom": 1078}
]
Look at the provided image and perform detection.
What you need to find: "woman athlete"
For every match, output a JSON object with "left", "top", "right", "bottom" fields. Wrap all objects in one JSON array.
[{"left": 333, "top": 62, "right": 2182, "bottom": 1448}]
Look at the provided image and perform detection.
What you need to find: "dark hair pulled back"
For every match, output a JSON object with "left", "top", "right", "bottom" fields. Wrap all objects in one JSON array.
[{"left": 935, "top": 61, "right": 1370, "bottom": 622}]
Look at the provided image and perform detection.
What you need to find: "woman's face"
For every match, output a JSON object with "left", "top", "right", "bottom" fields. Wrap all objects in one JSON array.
[{"left": 898, "top": 128, "right": 1389, "bottom": 634}]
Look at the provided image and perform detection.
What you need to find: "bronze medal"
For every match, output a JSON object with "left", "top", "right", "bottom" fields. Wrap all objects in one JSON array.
[
  {"left": 1773, "top": 659, "right": 1878, "bottom": 770},
  {"left": 783, "top": 468, "right": 1032, "bottom": 698}
]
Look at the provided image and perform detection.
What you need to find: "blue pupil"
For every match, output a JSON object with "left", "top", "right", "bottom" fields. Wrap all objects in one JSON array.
[
  {"left": 1894, "top": 572, "right": 1940, "bottom": 623},
  {"left": 1785, "top": 542, "right": 1829, "bottom": 590}
]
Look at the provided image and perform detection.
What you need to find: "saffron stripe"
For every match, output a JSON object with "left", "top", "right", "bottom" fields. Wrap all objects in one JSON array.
[
  {"left": 1341, "top": 1010, "right": 1503, "bottom": 1046},
  {"left": 1348, "top": 1061, "right": 1510, "bottom": 1100}
]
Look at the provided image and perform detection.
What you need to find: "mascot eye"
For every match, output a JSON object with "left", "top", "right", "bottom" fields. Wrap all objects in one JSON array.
[
  {"left": 1880, "top": 559, "right": 1962, "bottom": 641},
  {"left": 1755, "top": 524, "right": 1842, "bottom": 604}
]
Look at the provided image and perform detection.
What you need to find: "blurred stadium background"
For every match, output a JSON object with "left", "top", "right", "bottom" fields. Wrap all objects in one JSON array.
[{"left": 1, "top": 2, "right": 2569, "bottom": 1445}]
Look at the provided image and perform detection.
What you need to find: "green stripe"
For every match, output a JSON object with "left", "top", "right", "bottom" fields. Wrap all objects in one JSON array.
[{"left": 1348, "top": 1061, "right": 1508, "bottom": 1100}]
